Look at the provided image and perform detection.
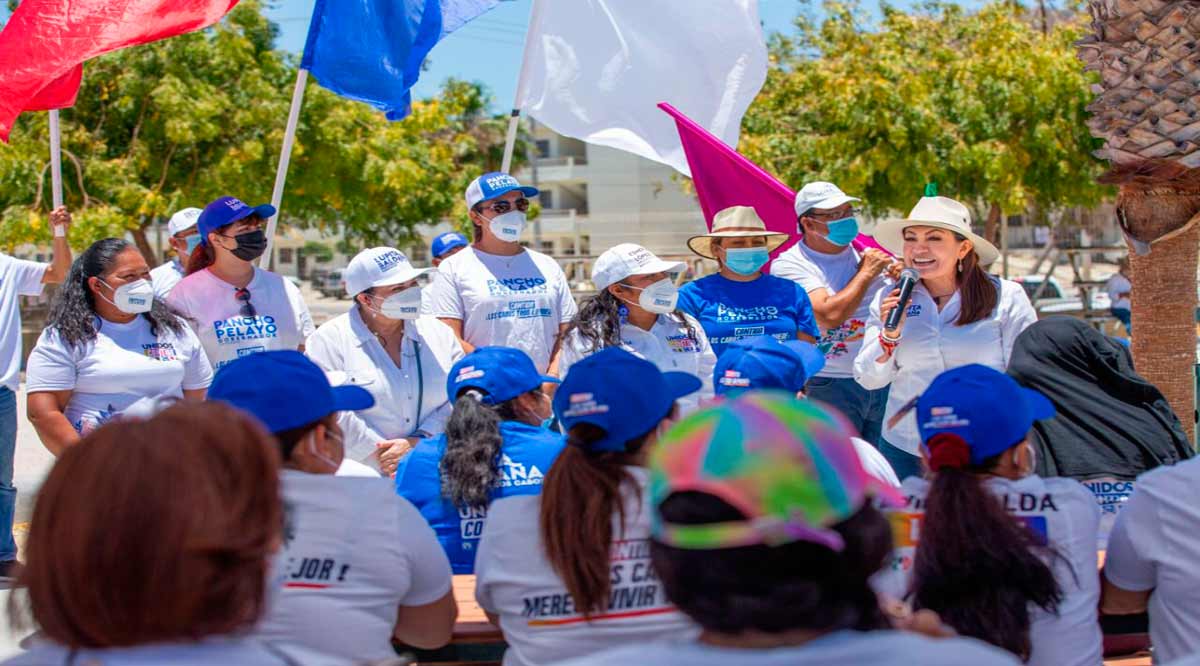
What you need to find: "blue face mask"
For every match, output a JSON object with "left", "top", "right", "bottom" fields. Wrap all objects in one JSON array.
[
  {"left": 822, "top": 217, "right": 859, "bottom": 247},
  {"left": 182, "top": 234, "right": 202, "bottom": 256},
  {"left": 541, "top": 416, "right": 558, "bottom": 432},
  {"left": 723, "top": 247, "right": 770, "bottom": 276}
]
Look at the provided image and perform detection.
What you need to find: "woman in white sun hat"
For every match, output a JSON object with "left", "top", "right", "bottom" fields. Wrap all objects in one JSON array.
[
  {"left": 853, "top": 191, "right": 1037, "bottom": 480},
  {"left": 306, "top": 247, "right": 464, "bottom": 475},
  {"left": 559, "top": 243, "right": 716, "bottom": 414},
  {"left": 677, "top": 206, "right": 819, "bottom": 358}
]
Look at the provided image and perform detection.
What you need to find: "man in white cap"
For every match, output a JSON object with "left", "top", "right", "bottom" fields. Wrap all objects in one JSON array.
[
  {"left": 307, "top": 247, "right": 464, "bottom": 475},
  {"left": 770, "top": 182, "right": 894, "bottom": 445},
  {"left": 150, "top": 207, "right": 202, "bottom": 298},
  {"left": 425, "top": 171, "right": 577, "bottom": 376}
]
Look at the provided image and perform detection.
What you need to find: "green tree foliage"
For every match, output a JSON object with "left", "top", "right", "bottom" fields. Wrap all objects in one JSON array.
[
  {"left": 743, "top": 1, "right": 1110, "bottom": 226},
  {"left": 0, "top": 1, "right": 517, "bottom": 257},
  {"left": 301, "top": 240, "right": 334, "bottom": 264}
]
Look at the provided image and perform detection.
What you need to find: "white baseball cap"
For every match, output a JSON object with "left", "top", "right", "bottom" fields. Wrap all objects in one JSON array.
[
  {"left": 465, "top": 171, "right": 539, "bottom": 210},
  {"left": 592, "top": 244, "right": 685, "bottom": 291},
  {"left": 793, "top": 182, "right": 860, "bottom": 217},
  {"left": 167, "top": 208, "right": 202, "bottom": 236},
  {"left": 344, "top": 247, "right": 433, "bottom": 296}
]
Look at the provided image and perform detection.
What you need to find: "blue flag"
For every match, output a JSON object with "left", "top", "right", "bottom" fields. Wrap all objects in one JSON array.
[{"left": 301, "top": 0, "right": 501, "bottom": 121}]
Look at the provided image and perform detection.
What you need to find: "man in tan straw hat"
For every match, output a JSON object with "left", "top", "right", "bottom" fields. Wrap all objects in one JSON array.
[
  {"left": 771, "top": 182, "right": 895, "bottom": 445},
  {"left": 678, "top": 206, "right": 819, "bottom": 358}
]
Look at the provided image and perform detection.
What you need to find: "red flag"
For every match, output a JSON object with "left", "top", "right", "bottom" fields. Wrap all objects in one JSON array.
[
  {"left": 24, "top": 64, "right": 82, "bottom": 112},
  {"left": 0, "top": 0, "right": 240, "bottom": 141},
  {"left": 659, "top": 102, "right": 884, "bottom": 259}
]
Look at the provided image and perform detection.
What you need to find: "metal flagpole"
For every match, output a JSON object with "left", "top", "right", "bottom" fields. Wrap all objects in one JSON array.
[
  {"left": 261, "top": 68, "right": 309, "bottom": 269},
  {"left": 500, "top": 0, "right": 545, "bottom": 174},
  {"left": 48, "top": 110, "right": 64, "bottom": 208}
]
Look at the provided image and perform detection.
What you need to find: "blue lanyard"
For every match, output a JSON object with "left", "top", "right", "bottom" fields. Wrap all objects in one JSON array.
[{"left": 409, "top": 336, "right": 423, "bottom": 438}]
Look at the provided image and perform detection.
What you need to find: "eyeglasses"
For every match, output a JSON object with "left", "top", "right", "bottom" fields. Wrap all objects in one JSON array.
[
  {"left": 805, "top": 207, "right": 860, "bottom": 221},
  {"left": 476, "top": 198, "right": 530, "bottom": 215},
  {"left": 234, "top": 287, "right": 257, "bottom": 318}
]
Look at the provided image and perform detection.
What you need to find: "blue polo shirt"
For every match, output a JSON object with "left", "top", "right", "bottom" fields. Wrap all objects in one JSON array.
[
  {"left": 678, "top": 273, "right": 820, "bottom": 357},
  {"left": 395, "top": 420, "right": 565, "bottom": 574}
]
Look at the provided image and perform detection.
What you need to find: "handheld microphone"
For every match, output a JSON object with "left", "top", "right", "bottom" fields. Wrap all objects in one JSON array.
[{"left": 885, "top": 267, "right": 921, "bottom": 331}]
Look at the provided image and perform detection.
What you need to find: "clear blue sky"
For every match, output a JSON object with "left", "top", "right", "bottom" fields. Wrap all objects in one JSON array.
[{"left": 264, "top": 0, "right": 814, "bottom": 109}]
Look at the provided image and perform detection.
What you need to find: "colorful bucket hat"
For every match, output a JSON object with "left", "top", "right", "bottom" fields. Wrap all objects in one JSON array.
[{"left": 649, "top": 392, "right": 902, "bottom": 551}]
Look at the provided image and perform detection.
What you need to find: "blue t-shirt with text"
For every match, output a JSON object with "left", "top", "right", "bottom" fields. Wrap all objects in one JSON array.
[
  {"left": 678, "top": 273, "right": 819, "bottom": 357},
  {"left": 394, "top": 420, "right": 566, "bottom": 574}
]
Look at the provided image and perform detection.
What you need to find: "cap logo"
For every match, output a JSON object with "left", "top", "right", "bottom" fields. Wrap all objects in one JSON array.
[
  {"left": 224, "top": 198, "right": 247, "bottom": 211},
  {"left": 440, "top": 233, "right": 459, "bottom": 243},
  {"left": 718, "top": 370, "right": 750, "bottom": 388},
  {"left": 373, "top": 250, "right": 404, "bottom": 272},
  {"left": 627, "top": 247, "right": 654, "bottom": 267},
  {"left": 456, "top": 365, "right": 485, "bottom": 382},
  {"left": 485, "top": 174, "right": 519, "bottom": 190},
  {"left": 923, "top": 406, "right": 970, "bottom": 430},
  {"left": 562, "top": 393, "right": 610, "bottom": 418}
]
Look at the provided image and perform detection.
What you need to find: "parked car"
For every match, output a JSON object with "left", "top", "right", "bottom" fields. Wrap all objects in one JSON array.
[
  {"left": 314, "top": 269, "right": 347, "bottom": 299},
  {"left": 1013, "top": 275, "right": 1111, "bottom": 315}
]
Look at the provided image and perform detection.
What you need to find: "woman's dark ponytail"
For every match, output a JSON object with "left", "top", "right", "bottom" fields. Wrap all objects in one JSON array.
[
  {"left": 440, "top": 389, "right": 525, "bottom": 509},
  {"left": 565, "top": 290, "right": 623, "bottom": 351},
  {"left": 912, "top": 434, "right": 1064, "bottom": 660}
]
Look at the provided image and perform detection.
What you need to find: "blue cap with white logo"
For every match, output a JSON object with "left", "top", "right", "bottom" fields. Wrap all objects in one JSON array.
[
  {"left": 464, "top": 172, "right": 539, "bottom": 210},
  {"left": 208, "top": 350, "right": 374, "bottom": 433},
  {"left": 553, "top": 348, "right": 701, "bottom": 453},
  {"left": 916, "top": 364, "right": 1055, "bottom": 466},
  {"left": 447, "top": 347, "right": 559, "bottom": 405},
  {"left": 431, "top": 232, "right": 469, "bottom": 259},
  {"left": 713, "top": 336, "right": 827, "bottom": 396},
  {"left": 197, "top": 196, "right": 276, "bottom": 247}
]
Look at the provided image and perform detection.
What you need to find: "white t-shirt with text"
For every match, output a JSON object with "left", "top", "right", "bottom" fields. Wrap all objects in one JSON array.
[
  {"left": 770, "top": 241, "right": 888, "bottom": 378},
  {"left": 1104, "top": 456, "right": 1200, "bottom": 664},
  {"left": 26, "top": 317, "right": 213, "bottom": 435},
  {"left": 425, "top": 247, "right": 577, "bottom": 373},
  {"left": 0, "top": 254, "right": 47, "bottom": 391},
  {"left": 167, "top": 267, "right": 314, "bottom": 371},
  {"left": 256, "top": 471, "right": 453, "bottom": 663},
  {"left": 475, "top": 467, "right": 699, "bottom": 666},
  {"left": 557, "top": 631, "right": 1022, "bottom": 666},
  {"left": 150, "top": 259, "right": 186, "bottom": 298},
  {"left": 876, "top": 475, "right": 1102, "bottom": 666}
]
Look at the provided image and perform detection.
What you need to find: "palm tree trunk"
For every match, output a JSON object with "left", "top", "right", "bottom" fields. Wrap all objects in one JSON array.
[{"left": 1119, "top": 188, "right": 1200, "bottom": 444}]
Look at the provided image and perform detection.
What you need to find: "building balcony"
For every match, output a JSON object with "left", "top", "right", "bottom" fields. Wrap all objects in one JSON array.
[{"left": 517, "top": 155, "right": 589, "bottom": 184}]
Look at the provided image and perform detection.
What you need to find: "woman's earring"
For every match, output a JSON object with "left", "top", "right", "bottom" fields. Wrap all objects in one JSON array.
[{"left": 957, "top": 258, "right": 963, "bottom": 273}]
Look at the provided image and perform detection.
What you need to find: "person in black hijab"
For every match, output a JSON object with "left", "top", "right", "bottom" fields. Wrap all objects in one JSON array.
[{"left": 1007, "top": 317, "right": 1193, "bottom": 481}]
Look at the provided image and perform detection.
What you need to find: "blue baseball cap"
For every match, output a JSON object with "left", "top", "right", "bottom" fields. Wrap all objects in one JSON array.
[
  {"left": 917, "top": 364, "right": 1055, "bottom": 465},
  {"left": 208, "top": 350, "right": 374, "bottom": 433},
  {"left": 197, "top": 196, "right": 276, "bottom": 247},
  {"left": 447, "top": 347, "right": 558, "bottom": 405},
  {"left": 553, "top": 348, "right": 701, "bottom": 453},
  {"left": 464, "top": 172, "right": 539, "bottom": 210},
  {"left": 713, "top": 336, "right": 827, "bottom": 396},
  {"left": 431, "top": 232, "right": 469, "bottom": 259}
]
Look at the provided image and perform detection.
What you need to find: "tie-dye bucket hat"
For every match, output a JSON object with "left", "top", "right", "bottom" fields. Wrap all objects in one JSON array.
[{"left": 649, "top": 391, "right": 902, "bottom": 551}]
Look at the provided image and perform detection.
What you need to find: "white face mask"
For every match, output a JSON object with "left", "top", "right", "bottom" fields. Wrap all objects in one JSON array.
[
  {"left": 100, "top": 278, "right": 154, "bottom": 314},
  {"left": 306, "top": 430, "right": 341, "bottom": 474},
  {"left": 488, "top": 211, "right": 527, "bottom": 243},
  {"left": 376, "top": 287, "right": 423, "bottom": 320},
  {"left": 623, "top": 277, "right": 679, "bottom": 314}
]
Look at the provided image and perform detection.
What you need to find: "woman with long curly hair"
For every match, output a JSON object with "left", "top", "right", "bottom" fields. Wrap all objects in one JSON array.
[
  {"left": 395, "top": 346, "right": 565, "bottom": 574},
  {"left": 26, "top": 239, "right": 212, "bottom": 455},
  {"left": 559, "top": 243, "right": 715, "bottom": 414}
]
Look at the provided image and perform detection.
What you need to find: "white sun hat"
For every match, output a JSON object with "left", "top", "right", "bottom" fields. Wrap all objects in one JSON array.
[
  {"left": 344, "top": 247, "right": 434, "bottom": 296},
  {"left": 686, "top": 206, "right": 790, "bottom": 260},
  {"left": 593, "top": 244, "right": 686, "bottom": 291},
  {"left": 872, "top": 196, "right": 1000, "bottom": 266}
]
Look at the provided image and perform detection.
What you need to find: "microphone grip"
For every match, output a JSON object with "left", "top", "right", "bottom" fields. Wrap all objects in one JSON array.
[{"left": 885, "top": 270, "right": 921, "bottom": 330}]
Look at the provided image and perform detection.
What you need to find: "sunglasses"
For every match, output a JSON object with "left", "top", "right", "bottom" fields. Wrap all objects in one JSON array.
[
  {"left": 476, "top": 198, "right": 530, "bottom": 215},
  {"left": 235, "top": 287, "right": 257, "bottom": 318}
]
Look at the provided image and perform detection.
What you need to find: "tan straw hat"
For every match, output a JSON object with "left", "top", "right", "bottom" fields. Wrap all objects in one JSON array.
[
  {"left": 872, "top": 196, "right": 1000, "bottom": 266},
  {"left": 687, "top": 206, "right": 790, "bottom": 260}
]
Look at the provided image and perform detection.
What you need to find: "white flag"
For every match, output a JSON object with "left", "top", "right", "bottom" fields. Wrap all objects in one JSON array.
[{"left": 518, "top": 0, "right": 767, "bottom": 177}]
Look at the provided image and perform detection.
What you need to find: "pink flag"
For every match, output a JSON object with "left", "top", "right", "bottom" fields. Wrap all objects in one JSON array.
[
  {"left": 659, "top": 102, "right": 884, "bottom": 258},
  {"left": 24, "top": 65, "right": 83, "bottom": 112}
]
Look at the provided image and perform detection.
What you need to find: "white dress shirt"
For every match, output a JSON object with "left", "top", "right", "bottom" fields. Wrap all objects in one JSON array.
[
  {"left": 559, "top": 312, "right": 716, "bottom": 414},
  {"left": 306, "top": 309, "right": 464, "bottom": 464},
  {"left": 854, "top": 277, "right": 1037, "bottom": 454}
]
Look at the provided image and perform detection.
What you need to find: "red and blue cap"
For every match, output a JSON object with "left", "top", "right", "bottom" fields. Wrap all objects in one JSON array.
[
  {"left": 207, "top": 350, "right": 374, "bottom": 433},
  {"left": 431, "top": 232, "right": 469, "bottom": 259},
  {"left": 553, "top": 348, "right": 701, "bottom": 453},
  {"left": 916, "top": 364, "right": 1055, "bottom": 466},
  {"left": 713, "top": 336, "right": 826, "bottom": 396},
  {"left": 448, "top": 347, "right": 558, "bottom": 405},
  {"left": 197, "top": 196, "right": 276, "bottom": 247}
]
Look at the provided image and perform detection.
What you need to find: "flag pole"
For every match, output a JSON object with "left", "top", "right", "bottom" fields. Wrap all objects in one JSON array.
[
  {"left": 261, "top": 68, "right": 309, "bottom": 269},
  {"left": 500, "top": 0, "right": 544, "bottom": 174},
  {"left": 48, "top": 109, "right": 64, "bottom": 208}
]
